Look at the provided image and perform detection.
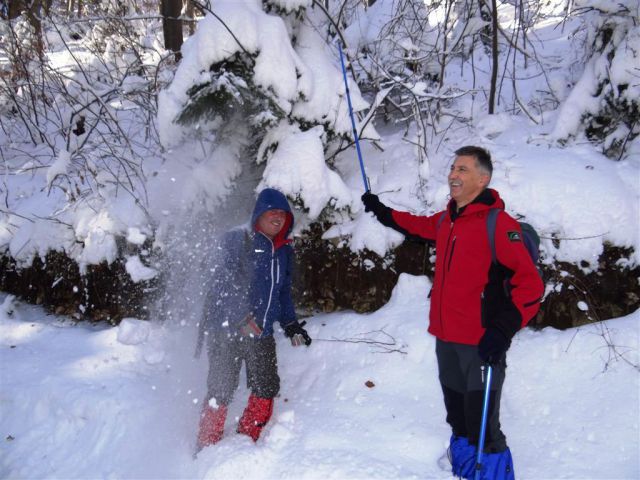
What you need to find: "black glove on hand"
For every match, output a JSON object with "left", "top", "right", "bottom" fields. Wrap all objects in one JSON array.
[
  {"left": 361, "top": 191, "right": 385, "bottom": 215},
  {"left": 239, "top": 313, "right": 262, "bottom": 338},
  {"left": 478, "top": 328, "right": 510, "bottom": 365},
  {"left": 284, "top": 321, "right": 312, "bottom": 347}
]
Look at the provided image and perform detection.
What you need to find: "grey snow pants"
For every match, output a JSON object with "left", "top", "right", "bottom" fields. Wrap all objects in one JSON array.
[
  {"left": 436, "top": 339, "right": 508, "bottom": 452},
  {"left": 205, "top": 334, "right": 280, "bottom": 406}
]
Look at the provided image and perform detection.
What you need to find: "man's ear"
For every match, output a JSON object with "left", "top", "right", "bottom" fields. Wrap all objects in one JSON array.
[{"left": 480, "top": 173, "right": 491, "bottom": 188}]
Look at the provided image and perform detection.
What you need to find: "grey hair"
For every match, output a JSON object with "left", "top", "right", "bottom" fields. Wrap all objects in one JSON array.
[{"left": 455, "top": 145, "right": 493, "bottom": 178}]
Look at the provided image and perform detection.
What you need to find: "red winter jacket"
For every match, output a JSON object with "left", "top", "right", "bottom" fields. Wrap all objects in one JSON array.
[{"left": 384, "top": 189, "right": 543, "bottom": 345}]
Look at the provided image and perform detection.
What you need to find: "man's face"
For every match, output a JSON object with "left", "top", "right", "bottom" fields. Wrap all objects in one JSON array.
[
  {"left": 448, "top": 155, "right": 490, "bottom": 208},
  {"left": 257, "top": 209, "right": 287, "bottom": 239}
]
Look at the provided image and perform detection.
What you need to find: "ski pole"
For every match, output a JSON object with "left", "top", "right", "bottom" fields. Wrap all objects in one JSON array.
[
  {"left": 474, "top": 364, "right": 493, "bottom": 480},
  {"left": 338, "top": 42, "right": 369, "bottom": 192}
]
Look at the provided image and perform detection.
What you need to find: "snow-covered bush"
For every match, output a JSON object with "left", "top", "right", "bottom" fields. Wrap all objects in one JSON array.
[
  {"left": 551, "top": 0, "right": 639, "bottom": 160},
  {"left": 0, "top": 3, "right": 168, "bottom": 269}
]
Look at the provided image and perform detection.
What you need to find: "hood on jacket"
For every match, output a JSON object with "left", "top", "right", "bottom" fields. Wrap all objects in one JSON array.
[{"left": 251, "top": 188, "right": 294, "bottom": 248}]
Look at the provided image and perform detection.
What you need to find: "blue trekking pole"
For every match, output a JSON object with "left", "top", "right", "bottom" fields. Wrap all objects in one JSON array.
[
  {"left": 338, "top": 42, "right": 369, "bottom": 192},
  {"left": 475, "top": 364, "right": 493, "bottom": 480}
]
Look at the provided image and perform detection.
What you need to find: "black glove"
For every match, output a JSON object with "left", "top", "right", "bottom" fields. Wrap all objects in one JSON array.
[
  {"left": 283, "top": 321, "right": 312, "bottom": 347},
  {"left": 478, "top": 328, "right": 510, "bottom": 365},
  {"left": 361, "top": 191, "right": 385, "bottom": 215},
  {"left": 239, "top": 313, "right": 262, "bottom": 338}
]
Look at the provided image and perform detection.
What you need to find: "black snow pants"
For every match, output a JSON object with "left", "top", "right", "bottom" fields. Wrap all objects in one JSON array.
[
  {"left": 436, "top": 339, "right": 508, "bottom": 452},
  {"left": 205, "top": 334, "right": 280, "bottom": 406}
]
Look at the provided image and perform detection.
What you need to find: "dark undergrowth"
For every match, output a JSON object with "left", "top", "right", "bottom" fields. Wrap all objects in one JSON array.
[{"left": 1, "top": 228, "right": 638, "bottom": 329}]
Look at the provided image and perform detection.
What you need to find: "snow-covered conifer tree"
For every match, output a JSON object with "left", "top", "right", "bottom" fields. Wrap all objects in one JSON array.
[{"left": 158, "top": 0, "right": 378, "bottom": 229}]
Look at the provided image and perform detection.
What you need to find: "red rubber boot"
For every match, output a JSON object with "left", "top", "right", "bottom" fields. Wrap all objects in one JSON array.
[
  {"left": 197, "top": 404, "right": 227, "bottom": 449},
  {"left": 237, "top": 395, "right": 273, "bottom": 442}
]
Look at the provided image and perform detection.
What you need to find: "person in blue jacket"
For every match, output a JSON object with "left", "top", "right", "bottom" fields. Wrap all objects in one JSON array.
[{"left": 194, "top": 188, "right": 311, "bottom": 449}]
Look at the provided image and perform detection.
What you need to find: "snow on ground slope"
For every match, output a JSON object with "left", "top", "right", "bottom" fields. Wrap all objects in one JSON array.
[{"left": 0, "top": 278, "right": 638, "bottom": 479}]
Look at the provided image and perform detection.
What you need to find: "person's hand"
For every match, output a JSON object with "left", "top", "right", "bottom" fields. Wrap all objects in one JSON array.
[
  {"left": 361, "top": 191, "right": 384, "bottom": 214},
  {"left": 284, "top": 321, "right": 312, "bottom": 347},
  {"left": 478, "top": 328, "right": 510, "bottom": 365},
  {"left": 239, "top": 313, "right": 262, "bottom": 338}
]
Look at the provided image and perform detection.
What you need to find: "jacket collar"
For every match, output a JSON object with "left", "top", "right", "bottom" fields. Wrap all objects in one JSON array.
[
  {"left": 448, "top": 188, "right": 503, "bottom": 221},
  {"left": 255, "top": 213, "right": 293, "bottom": 250}
]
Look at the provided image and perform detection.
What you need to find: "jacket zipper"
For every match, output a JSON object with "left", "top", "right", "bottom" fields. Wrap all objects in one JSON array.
[
  {"left": 447, "top": 237, "right": 457, "bottom": 271},
  {"left": 264, "top": 239, "right": 276, "bottom": 331},
  {"left": 259, "top": 233, "right": 276, "bottom": 337}
]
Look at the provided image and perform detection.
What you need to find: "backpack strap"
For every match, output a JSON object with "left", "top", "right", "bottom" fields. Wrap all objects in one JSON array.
[
  {"left": 436, "top": 211, "right": 447, "bottom": 231},
  {"left": 486, "top": 208, "right": 501, "bottom": 265}
]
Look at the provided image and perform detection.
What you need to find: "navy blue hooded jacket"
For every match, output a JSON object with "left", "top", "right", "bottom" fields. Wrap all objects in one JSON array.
[{"left": 199, "top": 188, "right": 297, "bottom": 345}]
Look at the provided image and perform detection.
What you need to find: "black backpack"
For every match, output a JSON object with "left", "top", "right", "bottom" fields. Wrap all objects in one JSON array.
[
  {"left": 486, "top": 209, "right": 543, "bottom": 298},
  {"left": 486, "top": 208, "right": 540, "bottom": 266}
]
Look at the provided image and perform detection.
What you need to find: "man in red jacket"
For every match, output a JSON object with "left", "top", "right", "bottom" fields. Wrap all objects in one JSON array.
[{"left": 362, "top": 146, "right": 543, "bottom": 480}]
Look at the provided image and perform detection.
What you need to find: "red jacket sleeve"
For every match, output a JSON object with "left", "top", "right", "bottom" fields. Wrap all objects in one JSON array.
[
  {"left": 494, "top": 212, "right": 544, "bottom": 328},
  {"left": 390, "top": 209, "right": 441, "bottom": 241}
]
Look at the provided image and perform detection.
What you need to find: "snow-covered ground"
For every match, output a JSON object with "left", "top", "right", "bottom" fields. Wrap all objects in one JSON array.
[
  {"left": 1, "top": 280, "right": 638, "bottom": 480},
  {"left": 1, "top": 2, "right": 639, "bottom": 479}
]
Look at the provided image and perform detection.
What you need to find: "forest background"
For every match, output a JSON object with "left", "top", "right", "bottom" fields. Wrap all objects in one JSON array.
[{"left": 1, "top": 0, "right": 639, "bottom": 329}]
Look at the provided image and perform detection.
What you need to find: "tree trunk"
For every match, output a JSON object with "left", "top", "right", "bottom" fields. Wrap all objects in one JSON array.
[
  {"left": 9, "top": 0, "right": 45, "bottom": 57},
  {"left": 438, "top": 0, "right": 454, "bottom": 89},
  {"left": 185, "top": 0, "right": 196, "bottom": 36},
  {"left": 488, "top": 0, "right": 499, "bottom": 114},
  {"left": 67, "top": 0, "right": 82, "bottom": 17},
  {"left": 8, "top": 0, "right": 24, "bottom": 19},
  {"left": 161, "top": 0, "right": 183, "bottom": 60},
  {"left": 27, "top": 0, "right": 45, "bottom": 58}
]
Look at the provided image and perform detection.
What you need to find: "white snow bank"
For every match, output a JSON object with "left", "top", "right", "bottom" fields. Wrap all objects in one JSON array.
[
  {"left": 1, "top": 282, "right": 637, "bottom": 479},
  {"left": 117, "top": 317, "right": 151, "bottom": 345}
]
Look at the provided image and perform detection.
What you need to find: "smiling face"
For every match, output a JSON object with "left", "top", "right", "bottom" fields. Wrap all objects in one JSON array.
[
  {"left": 448, "top": 154, "right": 490, "bottom": 209},
  {"left": 256, "top": 209, "right": 287, "bottom": 239}
]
